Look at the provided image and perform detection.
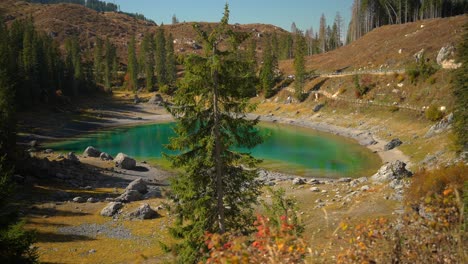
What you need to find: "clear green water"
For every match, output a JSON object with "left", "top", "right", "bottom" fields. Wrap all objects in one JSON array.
[{"left": 48, "top": 122, "right": 381, "bottom": 178}]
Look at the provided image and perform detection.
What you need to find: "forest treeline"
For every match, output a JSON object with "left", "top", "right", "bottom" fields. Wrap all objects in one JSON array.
[{"left": 347, "top": 0, "right": 468, "bottom": 43}]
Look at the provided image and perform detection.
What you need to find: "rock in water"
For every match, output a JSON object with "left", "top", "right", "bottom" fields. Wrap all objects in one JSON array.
[
  {"left": 100, "top": 202, "right": 123, "bottom": 217},
  {"left": 125, "top": 178, "right": 148, "bottom": 194},
  {"left": 371, "top": 160, "right": 412, "bottom": 183},
  {"left": 83, "top": 146, "right": 102, "bottom": 157},
  {"left": 129, "top": 203, "right": 159, "bottom": 219},
  {"left": 115, "top": 190, "right": 143, "bottom": 203},
  {"left": 384, "top": 138, "right": 402, "bottom": 151},
  {"left": 67, "top": 152, "right": 80, "bottom": 163},
  {"left": 114, "top": 153, "right": 136, "bottom": 170},
  {"left": 100, "top": 152, "right": 113, "bottom": 161}
]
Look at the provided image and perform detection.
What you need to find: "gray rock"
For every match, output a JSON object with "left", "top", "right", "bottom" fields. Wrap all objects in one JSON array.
[
  {"left": 413, "top": 48, "right": 425, "bottom": 63},
  {"left": 128, "top": 203, "right": 159, "bottom": 219},
  {"left": 436, "top": 44, "right": 455, "bottom": 65},
  {"left": 72, "top": 197, "right": 86, "bottom": 203},
  {"left": 313, "top": 103, "right": 325, "bottom": 112},
  {"left": 84, "top": 146, "right": 102, "bottom": 157},
  {"left": 384, "top": 138, "right": 402, "bottom": 151},
  {"left": 125, "top": 178, "right": 147, "bottom": 194},
  {"left": 57, "top": 154, "right": 65, "bottom": 159},
  {"left": 67, "top": 152, "right": 79, "bottom": 163},
  {"left": 307, "top": 179, "right": 321, "bottom": 185},
  {"left": 143, "top": 188, "right": 162, "bottom": 199},
  {"left": 310, "top": 187, "right": 320, "bottom": 192},
  {"left": 114, "top": 153, "right": 136, "bottom": 170},
  {"left": 147, "top": 94, "right": 164, "bottom": 105},
  {"left": 292, "top": 177, "right": 306, "bottom": 185},
  {"left": 87, "top": 197, "right": 99, "bottom": 203},
  {"left": 116, "top": 190, "right": 143, "bottom": 203},
  {"left": 100, "top": 152, "right": 113, "bottom": 161},
  {"left": 350, "top": 177, "right": 368, "bottom": 187},
  {"left": 44, "top": 149, "right": 54, "bottom": 154},
  {"left": 360, "top": 185, "right": 370, "bottom": 191},
  {"left": 425, "top": 113, "right": 453, "bottom": 138},
  {"left": 337, "top": 178, "right": 352, "bottom": 183},
  {"left": 100, "top": 202, "right": 123, "bottom": 217},
  {"left": 371, "top": 160, "right": 412, "bottom": 183},
  {"left": 29, "top": 140, "right": 38, "bottom": 148}
]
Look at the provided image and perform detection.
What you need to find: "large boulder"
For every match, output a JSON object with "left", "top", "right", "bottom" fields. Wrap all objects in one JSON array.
[
  {"left": 292, "top": 177, "right": 306, "bottom": 185},
  {"left": 115, "top": 190, "right": 143, "bottom": 203},
  {"left": 100, "top": 152, "right": 113, "bottom": 161},
  {"left": 147, "top": 94, "right": 164, "bottom": 105},
  {"left": 436, "top": 44, "right": 455, "bottom": 65},
  {"left": 371, "top": 160, "right": 412, "bottom": 183},
  {"left": 67, "top": 152, "right": 80, "bottom": 163},
  {"left": 114, "top": 153, "right": 136, "bottom": 170},
  {"left": 425, "top": 113, "right": 453, "bottom": 138},
  {"left": 384, "top": 138, "right": 402, "bottom": 151},
  {"left": 125, "top": 178, "right": 147, "bottom": 194},
  {"left": 100, "top": 202, "right": 123, "bottom": 217},
  {"left": 83, "top": 146, "right": 102, "bottom": 157},
  {"left": 143, "top": 188, "right": 162, "bottom": 199},
  {"left": 128, "top": 203, "right": 159, "bottom": 219}
]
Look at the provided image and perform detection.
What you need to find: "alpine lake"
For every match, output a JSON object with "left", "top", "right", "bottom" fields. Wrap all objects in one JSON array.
[{"left": 48, "top": 122, "right": 381, "bottom": 178}]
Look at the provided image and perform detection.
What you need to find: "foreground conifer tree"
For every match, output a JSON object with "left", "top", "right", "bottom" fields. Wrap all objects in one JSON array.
[{"left": 165, "top": 5, "right": 263, "bottom": 263}]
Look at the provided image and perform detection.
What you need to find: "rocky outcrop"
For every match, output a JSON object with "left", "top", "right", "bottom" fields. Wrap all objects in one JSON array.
[
  {"left": 384, "top": 138, "right": 402, "bottom": 151},
  {"left": 128, "top": 203, "right": 159, "bottom": 219},
  {"left": 67, "top": 152, "right": 80, "bottom": 163},
  {"left": 114, "top": 153, "right": 136, "bottom": 170},
  {"left": 115, "top": 190, "right": 143, "bottom": 203},
  {"left": 436, "top": 44, "right": 461, "bottom": 69},
  {"left": 371, "top": 160, "right": 412, "bottom": 183},
  {"left": 100, "top": 152, "right": 113, "bottom": 161},
  {"left": 83, "top": 146, "right": 102, "bottom": 157},
  {"left": 100, "top": 202, "right": 123, "bottom": 217},
  {"left": 425, "top": 113, "right": 453, "bottom": 138}
]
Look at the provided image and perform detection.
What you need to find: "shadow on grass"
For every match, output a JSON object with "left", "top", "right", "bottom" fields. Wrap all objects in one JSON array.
[
  {"left": 35, "top": 231, "right": 95, "bottom": 243},
  {"left": 28, "top": 207, "right": 90, "bottom": 218}
]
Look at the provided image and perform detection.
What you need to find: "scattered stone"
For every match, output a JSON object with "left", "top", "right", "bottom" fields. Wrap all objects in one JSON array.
[
  {"left": 67, "top": 152, "right": 80, "bottom": 163},
  {"left": 424, "top": 113, "right": 453, "bottom": 138},
  {"left": 72, "top": 197, "right": 86, "bottom": 203},
  {"left": 313, "top": 103, "right": 325, "bottom": 112},
  {"left": 337, "top": 178, "right": 352, "bottom": 183},
  {"left": 307, "top": 179, "right": 321, "bottom": 185},
  {"left": 292, "top": 177, "right": 306, "bottom": 185},
  {"left": 100, "top": 152, "right": 113, "bottom": 161},
  {"left": 100, "top": 202, "right": 123, "bottom": 217},
  {"left": 44, "top": 149, "right": 54, "bottom": 154},
  {"left": 360, "top": 185, "right": 370, "bottom": 191},
  {"left": 57, "top": 154, "right": 65, "bottom": 159},
  {"left": 310, "top": 187, "right": 320, "bottom": 192},
  {"left": 128, "top": 203, "right": 159, "bottom": 219},
  {"left": 114, "top": 153, "right": 136, "bottom": 170},
  {"left": 88, "top": 249, "right": 96, "bottom": 254},
  {"left": 83, "top": 146, "right": 102, "bottom": 157},
  {"left": 371, "top": 160, "right": 412, "bottom": 183},
  {"left": 116, "top": 190, "right": 143, "bottom": 203},
  {"left": 143, "top": 188, "right": 162, "bottom": 199},
  {"left": 384, "top": 138, "right": 402, "bottom": 150},
  {"left": 125, "top": 178, "right": 147, "bottom": 194},
  {"left": 350, "top": 177, "right": 368, "bottom": 187},
  {"left": 87, "top": 197, "right": 99, "bottom": 203}
]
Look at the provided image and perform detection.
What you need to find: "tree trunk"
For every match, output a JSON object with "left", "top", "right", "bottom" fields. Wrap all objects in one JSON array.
[{"left": 212, "top": 44, "right": 225, "bottom": 234}]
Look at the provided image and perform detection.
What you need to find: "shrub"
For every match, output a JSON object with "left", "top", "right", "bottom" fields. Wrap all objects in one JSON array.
[
  {"left": 389, "top": 105, "right": 399, "bottom": 112},
  {"left": 396, "top": 74, "right": 405, "bottom": 83},
  {"left": 425, "top": 105, "right": 444, "bottom": 121},
  {"left": 406, "top": 56, "right": 437, "bottom": 84},
  {"left": 353, "top": 75, "right": 371, "bottom": 98}
]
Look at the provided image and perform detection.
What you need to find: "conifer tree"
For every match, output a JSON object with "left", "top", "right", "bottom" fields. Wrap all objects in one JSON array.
[
  {"left": 93, "top": 37, "right": 103, "bottom": 84},
  {"left": 154, "top": 26, "right": 166, "bottom": 88},
  {"left": 103, "top": 38, "right": 116, "bottom": 92},
  {"left": 294, "top": 31, "right": 306, "bottom": 101},
  {"left": 319, "top": 13, "right": 327, "bottom": 53},
  {"left": 165, "top": 33, "right": 176, "bottom": 87},
  {"left": 165, "top": 5, "right": 262, "bottom": 263},
  {"left": 260, "top": 36, "right": 276, "bottom": 98},
  {"left": 126, "top": 35, "right": 138, "bottom": 91},
  {"left": 140, "top": 33, "right": 155, "bottom": 91}
]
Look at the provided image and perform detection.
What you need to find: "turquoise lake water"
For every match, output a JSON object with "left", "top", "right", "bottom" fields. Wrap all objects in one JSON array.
[{"left": 48, "top": 122, "right": 381, "bottom": 178}]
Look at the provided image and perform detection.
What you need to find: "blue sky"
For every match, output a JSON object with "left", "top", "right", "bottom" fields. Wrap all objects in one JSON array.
[{"left": 111, "top": 0, "right": 353, "bottom": 34}]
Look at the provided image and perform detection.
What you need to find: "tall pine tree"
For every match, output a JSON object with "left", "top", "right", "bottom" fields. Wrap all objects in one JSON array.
[
  {"left": 154, "top": 26, "right": 166, "bottom": 88},
  {"left": 165, "top": 33, "right": 176, "bottom": 87},
  {"left": 294, "top": 31, "right": 307, "bottom": 101},
  {"left": 165, "top": 5, "right": 262, "bottom": 263},
  {"left": 126, "top": 35, "right": 138, "bottom": 91}
]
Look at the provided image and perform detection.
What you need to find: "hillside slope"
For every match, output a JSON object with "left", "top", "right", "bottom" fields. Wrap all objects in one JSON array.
[
  {"left": 280, "top": 15, "right": 467, "bottom": 74},
  {"left": 0, "top": 0, "right": 287, "bottom": 62}
]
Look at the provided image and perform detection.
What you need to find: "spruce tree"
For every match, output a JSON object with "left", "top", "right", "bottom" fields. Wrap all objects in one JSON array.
[
  {"left": 453, "top": 24, "right": 468, "bottom": 152},
  {"left": 259, "top": 36, "right": 275, "bottom": 98},
  {"left": 165, "top": 5, "right": 262, "bottom": 263},
  {"left": 93, "top": 37, "right": 103, "bottom": 84},
  {"left": 140, "top": 33, "right": 155, "bottom": 91},
  {"left": 104, "top": 38, "right": 116, "bottom": 92},
  {"left": 154, "top": 26, "right": 167, "bottom": 88},
  {"left": 165, "top": 33, "right": 176, "bottom": 87},
  {"left": 294, "top": 31, "right": 307, "bottom": 101},
  {"left": 126, "top": 35, "right": 138, "bottom": 91}
]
